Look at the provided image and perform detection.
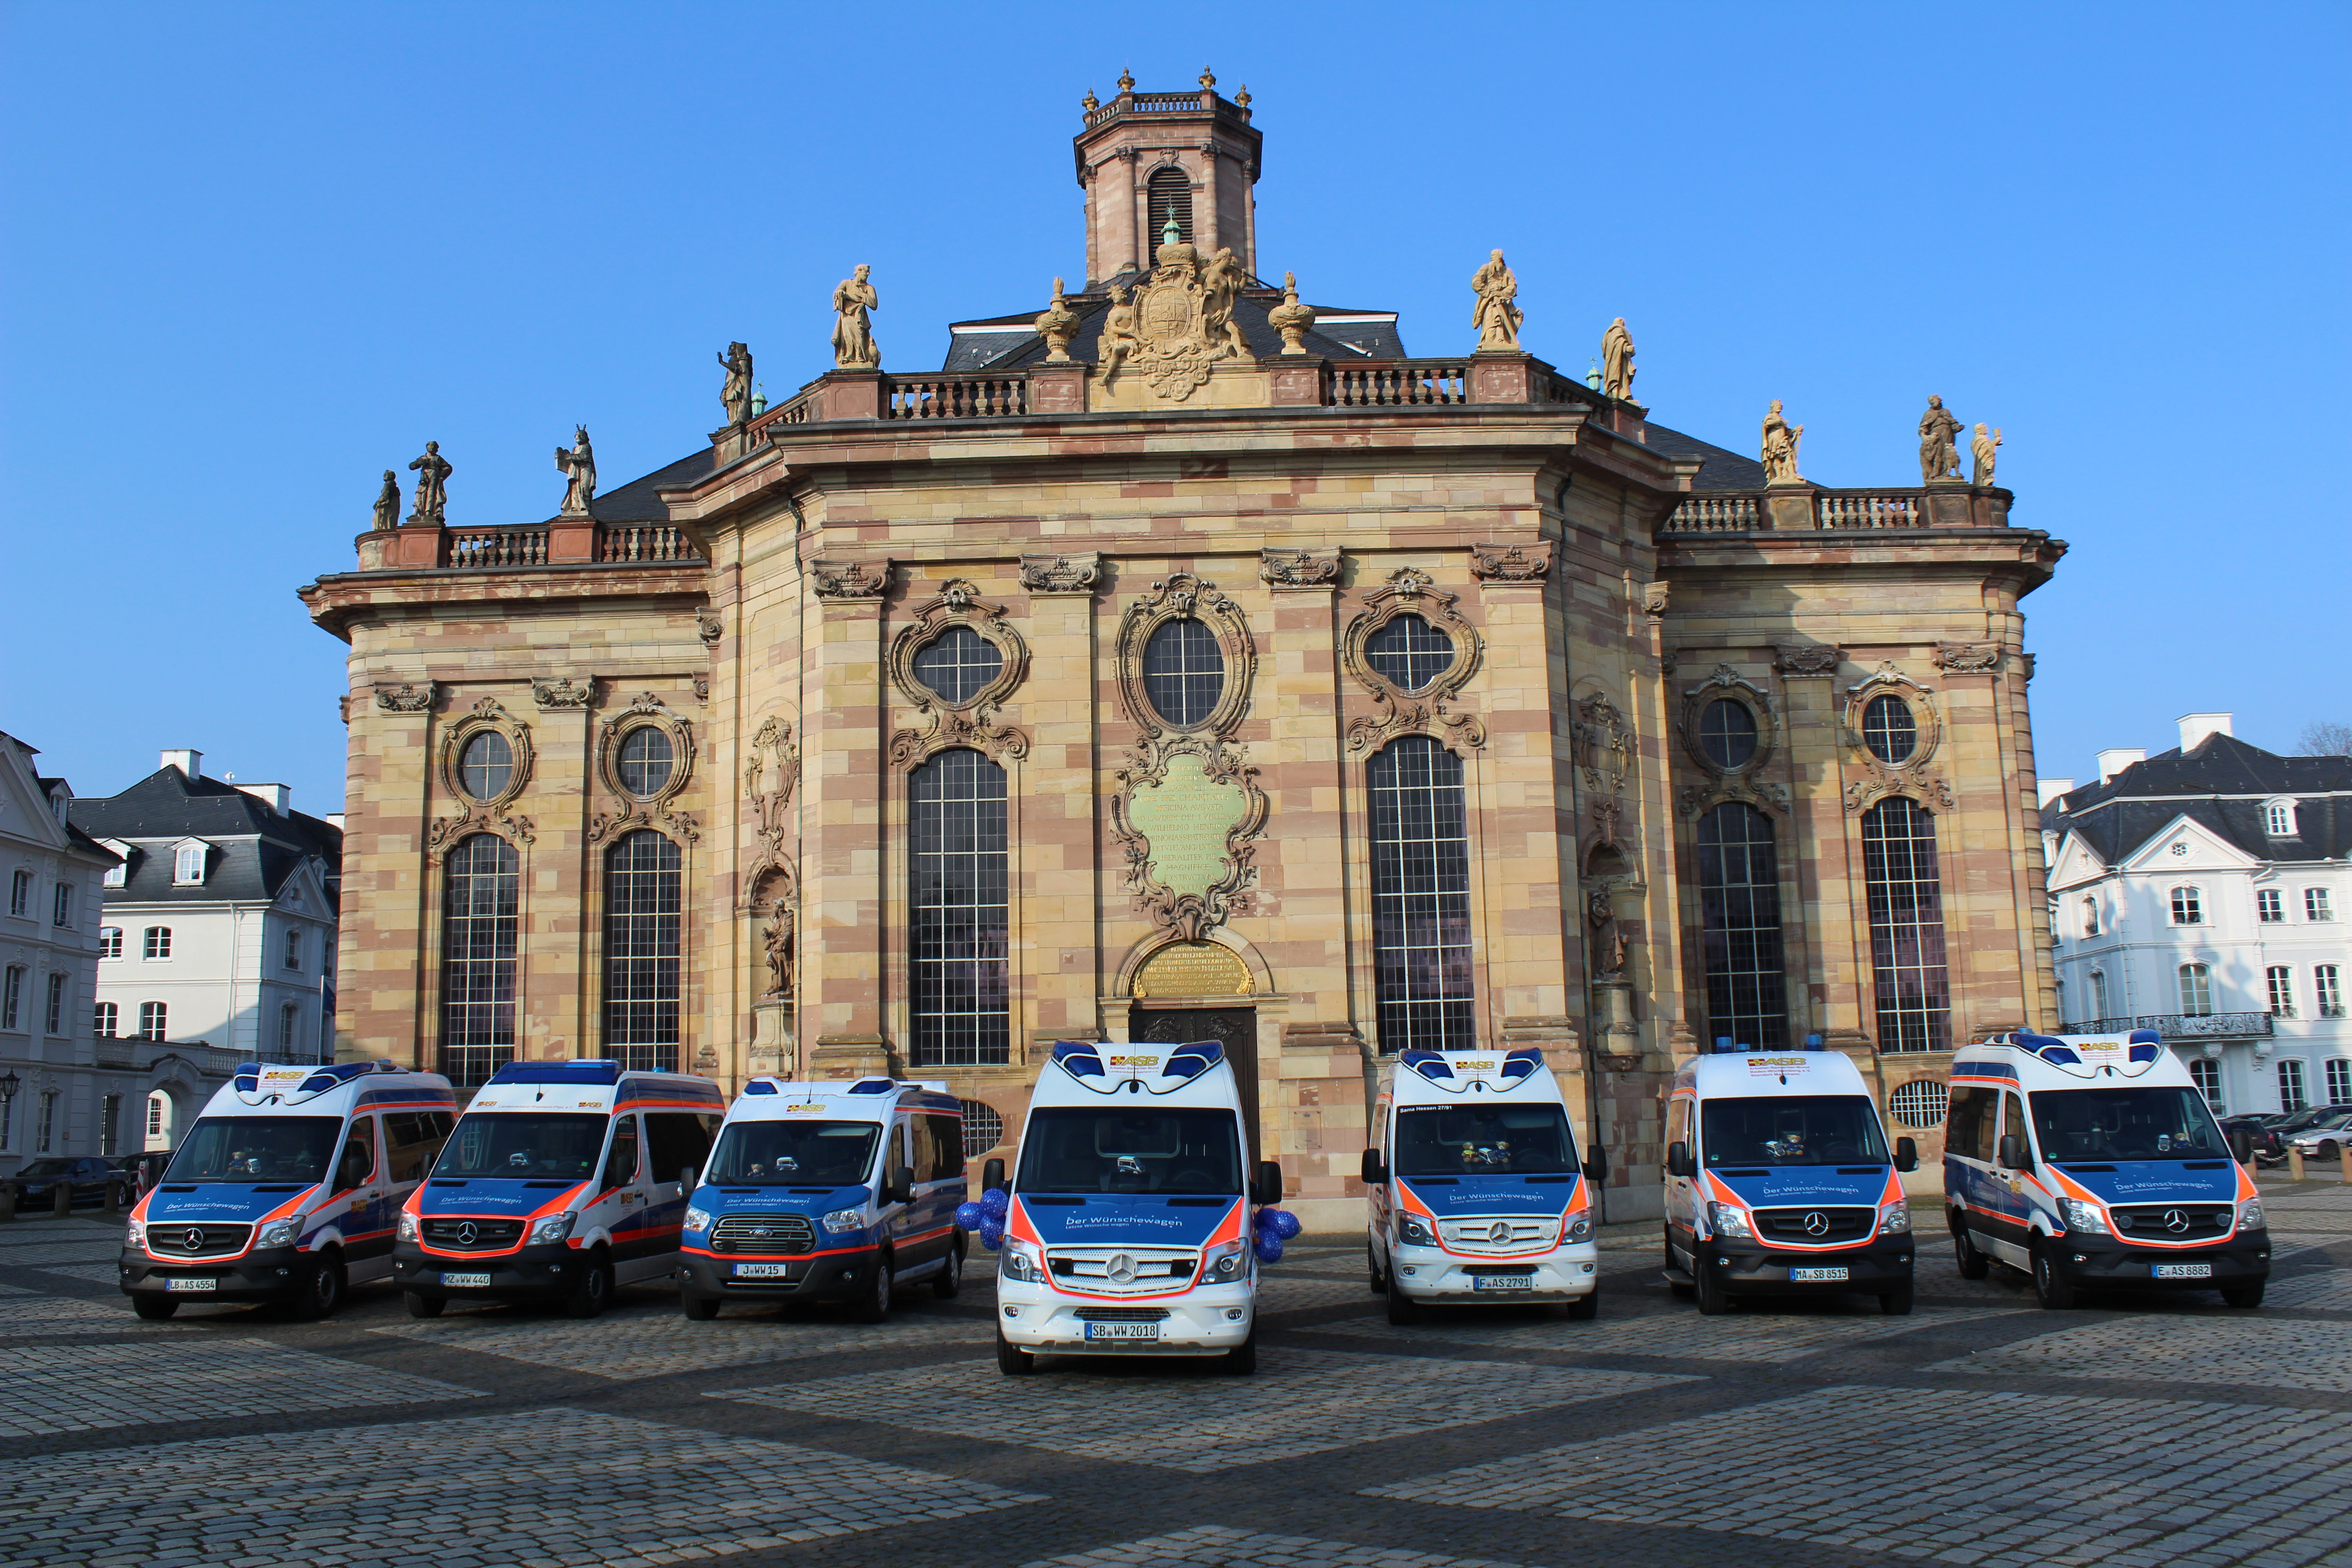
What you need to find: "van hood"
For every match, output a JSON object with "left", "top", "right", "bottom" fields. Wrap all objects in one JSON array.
[
  {"left": 1010, "top": 1192, "right": 1244, "bottom": 1248},
  {"left": 2048, "top": 1161, "right": 2242, "bottom": 1205},
  {"left": 1705, "top": 1166, "right": 1895, "bottom": 1208},
  {"left": 415, "top": 1177, "right": 586, "bottom": 1217},
  {"left": 1393, "top": 1172, "right": 1583, "bottom": 1216},
  {"left": 140, "top": 1184, "right": 316, "bottom": 1225},
  {"left": 693, "top": 1184, "right": 872, "bottom": 1216}
]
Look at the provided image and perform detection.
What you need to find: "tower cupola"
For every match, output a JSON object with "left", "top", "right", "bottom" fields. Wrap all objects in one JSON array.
[{"left": 1073, "top": 69, "right": 1262, "bottom": 288}]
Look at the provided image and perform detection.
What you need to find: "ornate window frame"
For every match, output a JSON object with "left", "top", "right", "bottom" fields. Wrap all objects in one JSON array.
[
  {"left": 428, "top": 698, "right": 536, "bottom": 851},
  {"left": 1342, "top": 568, "right": 1485, "bottom": 754},
  {"left": 1114, "top": 573, "right": 1255, "bottom": 740},
  {"left": 1840, "top": 662, "right": 1954, "bottom": 814},
  {"left": 590, "top": 691, "right": 698, "bottom": 843},
  {"left": 886, "top": 579, "right": 1030, "bottom": 769},
  {"left": 1675, "top": 665, "right": 1785, "bottom": 817}
]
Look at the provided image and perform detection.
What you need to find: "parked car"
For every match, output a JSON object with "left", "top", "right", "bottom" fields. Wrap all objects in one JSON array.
[
  {"left": 2285, "top": 1112, "right": 2352, "bottom": 1163},
  {"left": 111, "top": 1152, "right": 171, "bottom": 1194},
  {"left": 5, "top": 1156, "right": 121, "bottom": 1211},
  {"left": 2220, "top": 1113, "right": 2292, "bottom": 1165}
]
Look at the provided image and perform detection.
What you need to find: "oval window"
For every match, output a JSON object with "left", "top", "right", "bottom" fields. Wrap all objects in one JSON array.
[
  {"left": 1862, "top": 695, "right": 1918, "bottom": 764},
  {"left": 458, "top": 732, "right": 514, "bottom": 801},
  {"left": 1142, "top": 618, "right": 1225, "bottom": 729},
  {"left": 617, "top": 726, "right": 676, "bottom": 798},
  {"left": 1364, "top": 613, "right": 1455, "bottom": 693},
  {"left": 1698, "top": 699, "right": 1758, "bottom": 770},
  {"left": 911, "top": 625, "right": 1004, "bottom": 707}
]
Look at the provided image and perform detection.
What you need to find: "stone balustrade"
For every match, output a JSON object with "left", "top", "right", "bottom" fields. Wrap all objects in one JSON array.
[
  {"left": 1666, "top": 496, "right": 1760, "bottom": 532},
  {"left": 1327, "top": 362, "right": 1466, "bottom": 407},
  {"left": 1817, "top": 492, "right": 1926, "bottom": 529},
  {"left": 446, "top": 528, "right": 549, "bottom": 568},
  {"left": 1665, "top": 485, "right": 2010, "bottom": 535},
  {"left": 2079, "top": 1012, "right": 2275, "bottom": 1039},
  {"left": 597, "top": 524, "right": 697, "bottom": 562},
  {"left": 883, "top": 374, "right": 1027, "bottom": 420}
]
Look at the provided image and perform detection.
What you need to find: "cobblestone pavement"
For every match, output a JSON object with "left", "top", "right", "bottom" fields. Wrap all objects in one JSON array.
[{"left": 1, "top": 1198, "right": 2349, "bottom": 1567}]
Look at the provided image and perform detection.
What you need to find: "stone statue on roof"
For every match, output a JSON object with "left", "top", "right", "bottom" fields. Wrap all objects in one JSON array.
[
  {"left": 555, "top": 425, "right": 597, "bottom": 516},
  {"left": 832, "top": 264, "right": 880, "bottom": 369},
  {"left": 406, "top": 441, "right": 451, "bottom": 525},
  {"left": 1200, "top": 247, "right": 1250, "bottom": 358},
  {"left": 1760, "top": 401, "right": 1803, "bottom": 483},
  {"left": 1971, "top": 422, "right": 2003, "bottom": 486},
  {"left": 1919, "top": 395, "right": 1965, "bottom": 483},
  {"left": 371, "top": 470, "right": 400, "bottom": 531},
  {"left": 717, "top": 342, "right": 754, "bottom": 426},
  {"left": 1098, "top": 283, "right": 1138, "bottom": 384},
  {"left": 1471, "top": 250, "right": 1522, "bottom": 351},
  {"left": 1602, "top": 317, "right": 1637, "bottom": 402}
]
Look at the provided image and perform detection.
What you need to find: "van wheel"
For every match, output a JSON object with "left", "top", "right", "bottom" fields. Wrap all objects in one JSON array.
[
  {"left": 562, "top": 1252, "right": 612, "bottom": 1319},
  {"left": 2031, "top": 1244, "right": 2078, "bottom": 1310},
  {"left": 680, "top": 1293, "right": 720, "bottom": 1321},
  {"left": 2220, "top": 1282, "right": 2266, "bottom": 1308},
  {"left": 933, "top": 1244, "right": 963, "bottom": 1301},
  {"left": 1384, "top": 1269, "right": 1419, "bottom": 1326},
  {"left": 1223, "top": 1328, "right": 1258, "bottom": 1375},
  {"left": 291, "top": 1254, "right": 345, "bottom": 1321},
  {"left": 995, "top": 1327, "right": 1035, "bottom": 1376},
  {"left": 1952, "top": 1221, "right": 1990, "bottom": 1280},
  {"left": 1367, "top": 1242, "right": 1387, "bottom": 1295},
  {"left": 131, "top": 1294, "right": 178, "bottom": 1321},
  {"left": 855, "top": 1251, "right": 894, "bottom": 1323},
  {"left": 1559, "top": 1286, "right": 1600, "bottom": 1321},
  {"left": 1695, "top": 1257, "right": 1733, "bottom": 1316},
  {"left": 1665, "top": 1227, "right": 1695, "bottom": 1299},
  {"left": 1878, "top": 1282, "right": 1915, "bottom": 1316},
  {"left": 403, "top": 1292, "right": 445, "bottom": 1319}
]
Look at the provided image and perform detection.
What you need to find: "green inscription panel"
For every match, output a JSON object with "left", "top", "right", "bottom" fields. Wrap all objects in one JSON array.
[{"left": 1126, "top": 754, "right": 1245, "bottom": 899}]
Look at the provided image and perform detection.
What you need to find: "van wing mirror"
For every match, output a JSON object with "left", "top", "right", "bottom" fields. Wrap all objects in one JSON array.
[
  {"left": 1255, "top": 1160, "right": 1284, "bottom": 1205},
  {"left": 1360, "top": 1148, "right": 1387, "bottom": 1186},
  {"left": 1665, "top": 1141, "right": 1695, "bottom": 1180},
  {"left": 2228, "top": 1127, "right": 2253, "bottom": 1164},
  {"left": 678, "top": 1165, "right": 697, "bottom": 1195},
  {"left": 1997, "top": 1132, "right": 2033, "bottom": 1171},
  {"left": 1893, "top": 1137, "right": 1917, "bottom": 1174},
  {"left": 1582, "top": 1146, "right": 1609, "bottom": 1182},
  {"left": 883, "top": 1172, "right": 915, "bottom": 1205},
  {"left": 981, "top": 1157, "right": 1005, "bottom": 1194}
]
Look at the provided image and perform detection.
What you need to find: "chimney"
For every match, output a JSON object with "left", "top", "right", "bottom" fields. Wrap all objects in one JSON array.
[
  {"left": 235, "top": 783, "right": 291, "bottom": 813},
  {"left": 2038, "top": 777, "right": 2076, "bottom": 810},
  {"left": 2177, "top": 712, "right": 2234, "bottom": 751},
  {"left": 2096, "top": 748, "right": 2146, "bottom": 784},
  {"left": 160, "top": 749, "right": 202, "bottom": 778}
]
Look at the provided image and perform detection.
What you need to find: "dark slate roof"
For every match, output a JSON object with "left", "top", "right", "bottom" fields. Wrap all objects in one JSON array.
[
  {"left": 2048, "top": 733, "right": 2352, "bottom": 864},
  {"left": 1640, "top": 422, "right": 1769, "bottom": 490},
  {"left": 591, "top": 446, "right": 716, "bottom": 523},
  {"left": 69, "top": 768, "right": 342, "bottom": 910},
  {"left": 942, "top": 291, "right": 1410, "bottom": 374}
]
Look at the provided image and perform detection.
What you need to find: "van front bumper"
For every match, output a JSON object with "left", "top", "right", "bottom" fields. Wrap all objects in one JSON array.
[
  {"left": 2046, "top": 1230, "right": 2270, "bottom": 1289},
  {"left": 392, "top": 1240, "right": 585, "bottom": 1302},
  {"left": 996, "top": 1279, "right": 1253, "bottom": 1354},
  {"left": 675, "top": 1248, "right": 880, "bottom": 1305},
  {"left": 1701, "top": 1237, "right": 1914, "bottom": 1293},
  {"left": 1391, "top": 1242, "right": 1599, "bottom": 1303},
  {"left": 120, "top": 1246, "right": 307, "bottom": 1303}
]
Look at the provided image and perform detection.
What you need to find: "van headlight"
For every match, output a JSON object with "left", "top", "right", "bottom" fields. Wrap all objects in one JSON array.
[
  {"left": 531, "top": 1213, "right": 577, "bottom": 1245},
  {"left": 2237, "top": 1200, "right": 2265, "bottom": 1230},
  {"left": 1001, "top": 1240, "right": 1045, "bottom": 1283},
  {"left": 820, "top": 1207, "right": 864, "bottom": 1235},
  {"left": 397, "top": 1210, "right": 418, "bottom": 1243},
  {"left": 1564, "top": 1214, "right": 1593, "bottom": 1242},
  {"left": 2058, "top": 1198, "right": 2111, "bottom": 1235},
  {"left": 124, "top": 1216, "right": 145, "bottom": 1249},
  {"left": 1877, "top": 1204, "right": 1912, "bottom": 1236},
  {"left": 256, "top": 1220, "right": 299, "bottom": 1249},
  {"left": 1708, "top": 1201, "right": 1754, "bottom": 1240},
  {"left": 1397, "top": 1215, "right": 1436, "bottom": 1247},
  {"left": 1200, "top": 1239, "right": 1250, "bottom": 1284},
  {"left": 683, "top": 1206, "right": 715, "bottom": 1234}
]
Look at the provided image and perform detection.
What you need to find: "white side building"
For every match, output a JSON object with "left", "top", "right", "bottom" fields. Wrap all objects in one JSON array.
[{"left": 2044, "top": 713, "right": 2350, "bottom": 1117}]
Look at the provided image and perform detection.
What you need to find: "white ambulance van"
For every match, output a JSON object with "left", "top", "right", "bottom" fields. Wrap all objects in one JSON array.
[
  {"left": 1945, "top": 1029, "right": 2270, "bottom": 1308},
  {"left": 1663, "top": 1041, "right": 1920, "bottom": 1314},
  {"left": 977, "top": 1040, "right": 1284, "bottom": 1376},
  {"left": 391, "top": 1059, "right": 724, "bottom": 1318},
  {"left": 1361, "top": 1048, "right": 1606, "bottom": 1323},
  {"left": 122, "top": 1061, "right": 456, "bottom": 1320},
  {"left": 675, "top": 1078, "right": 967, "bottom": 1321}
]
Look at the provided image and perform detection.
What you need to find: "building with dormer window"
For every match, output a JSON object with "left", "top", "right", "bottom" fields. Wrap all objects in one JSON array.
[{"left": 2044, "top": 712, "right": 2352, "bottom": 1115}]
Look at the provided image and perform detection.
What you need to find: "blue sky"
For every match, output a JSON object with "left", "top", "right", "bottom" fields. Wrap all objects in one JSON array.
[{"left": 3, "top": 2, "right": 2345, "bottom": 809}]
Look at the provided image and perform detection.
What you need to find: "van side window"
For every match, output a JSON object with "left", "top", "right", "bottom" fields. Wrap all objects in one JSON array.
[
  {"left": 1946, "top": 1088, "right": 1995, "bottom": 1162},
  {"left": 926, "top": 1113, "right": 966, "bottom": 1183},
  {"left": 1999, "top": 1093, "right": 2029, "bottom": 1159},
  {"left": 601, "top": 1117, "right": 641, "bottom": 1191},
  {"left": 334, "top": 1121, "right": 376, "bottom": 1192},
  {"left": 1665, "top": 1097, "right": 1690, "bottom": 1151},
  {"left": 645, "top": 1112, "right": 716, "bottom": 1184},
  {"left": 890, "top": 1121, "right": 916, "bottom": 1184},
  {"left": 383, "top": 1112, "right": 454, "bottom": 1184}
]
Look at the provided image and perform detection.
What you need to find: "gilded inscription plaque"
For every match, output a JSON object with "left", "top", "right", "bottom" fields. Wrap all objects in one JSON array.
[
  {"left": 1133, "top": 941, "right": 1251, "bottom": 999},
  {"left": 1124, "top": 753, "right": 1244, "bottom": 899}
]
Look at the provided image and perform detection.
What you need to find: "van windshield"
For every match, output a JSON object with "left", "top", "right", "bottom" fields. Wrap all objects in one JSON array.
[
  {"left": 1700, "top": 1096, "right": 1889, "bottom": 1167},
  {"left": 167, "top": 1117, "right": 343, "bottom": 1183},
  {"left": 433, "top": 1113, "right": 608, "bottom": 1179},
  {"left": 2030, "top": 1087, "right": 2230, "bottom": 1162},
  {"left": 1015, "top": 1108, "right": 1243, "bottom": 1195},
  {"left": 705, "top": 1121, "right": 882, "bottom": 1186},
  {"left": 1393, "top": 1104, "right": 1579, "bottom": 1176}
]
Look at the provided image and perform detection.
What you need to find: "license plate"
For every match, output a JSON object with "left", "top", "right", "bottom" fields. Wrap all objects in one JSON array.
[
  {"left": 1790, "top": 1266, "right": 1849, "bottom": 1283},
  {"left": 440, "top": 1271, "right": 493, "bottom": 1289},
  {"left": 732, "top": 1263, "right": 792, "bottom": 1279},
  {"left": 2154, "top": 1262, "right": 2213, "bottom": 1279},
  {"left": 1471, "top": 1274, "right": 1534, "bottom": 1291},
  {"left": 163, "top": 1277, "right": 216, "bottom": 1293},
  {"left": 1083, "top": 1322, "right": 1161, "bottom": 1341}
]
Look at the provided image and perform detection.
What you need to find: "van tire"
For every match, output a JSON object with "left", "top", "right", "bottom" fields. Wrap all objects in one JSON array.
[
  {"left": 1878, "top": 1282, "right": 1915, "bottom": 1315},
  {"left": 1952, "top": 1218, "right": 1991, "bottom": 1280},
  {"left": 1695, "top": 1257, "right": 1733, "bottom": 1316},
  {"left": 291, "top": 1253, "right": 345, "bottom": 1321},
  {"left": 1559, "top": 1286, "right": 1600, "bottom": 1321},
  {"left": 995, "top": 1328, "right": 1035, "bottom": 1376},
  {"left": 131, "top": 1294, "right": 178, "bottom": 1321},
  {"left": 680, "top": 1293, "right": 720, "bottom": 1321},
  {"left": 403, "top": 1292, "right": 445, "bottom": 1319},
  {"left": 2220, "top": 1282, "right": 2266, "bottom": 1308},
  {"left": 854, "top": 1250, "right": 894, "bottom": 1323},
  {"left": 1665, "top": 1227, "right": 1695, "bottom": 1298},
  {"left": 1384, "top": 1269, "right": 1420, "bottom": 1325},
  {"left": 562, "top": 1252, "right": 612, "bottom": 1319},
  {"left": 1367, "top": 1242, "right": 1387, "bottom": 1294},
  {"left": 1223, "top": 1328, "right": 1258, "bottom": 1375},
  {"left": 933, "top": 1243, "right": 964, "bottom": 1301},
  {"left": 2031, "top": 1243, "right": 2078, "bottom": 1310}
]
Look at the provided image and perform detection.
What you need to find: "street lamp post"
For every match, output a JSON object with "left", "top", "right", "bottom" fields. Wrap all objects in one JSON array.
[{"left": 0, "top": 1071, "right": 19, "bottom": 1223}]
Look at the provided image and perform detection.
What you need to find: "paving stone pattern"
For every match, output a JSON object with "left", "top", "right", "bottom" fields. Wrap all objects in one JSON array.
[
  {"left": 1933, "top": 1313, "right": 2352, "bottom": 1392},
  {"left": 0, "top": 1339, "right": 477, "bottom": 1436},
  {"left": 1314, "top": 1303, "right": 2028, "bottom": 1362},
  {"left": 1366, "top": 1384, "right": 2352, "bottom": 1568},
  {"left": 716, "top": 1349, "right": 1693, "bottom": 1472},
  {"left": 371, "top": 1299, "right": 989, "bottom": 1377},
  {"left": 1021, "top": 1525, "right": 1540, "bottom": 1568},
  {"left": 2264, "top": 1267, "right": 2352, "bottom": 1310}
]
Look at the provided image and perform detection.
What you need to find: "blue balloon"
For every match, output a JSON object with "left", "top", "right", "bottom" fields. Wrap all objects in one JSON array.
[
  {"left": 978, "top": 1219, "right": 1005, "bottom": 1251},
  {"left": 1265, "top": 1208, "right": 1302, "bottom": 1240},
  {"left": 1253, "top": 1233, "right": 1284, "bottom": 1264},
  {"left": 954, "top": 1201, "right": 985, "bottom": 1231},
  {"left": 980, "top": 1187, "right": 1010, "bottom": 1219}
]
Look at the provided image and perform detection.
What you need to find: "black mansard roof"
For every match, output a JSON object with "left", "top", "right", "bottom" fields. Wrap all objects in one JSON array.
[
  {"left": 2048, "top": 733, "right": 2352, "bottom": 865},
  {"left": 69, "top": 768, "right": 343, "bottom": 909}
]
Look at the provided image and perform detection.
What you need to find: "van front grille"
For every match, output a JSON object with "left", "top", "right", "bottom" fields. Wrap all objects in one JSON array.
[
  {"left": 1437, "top": 1216, "right": 1558, "bottom": 1254},
  {"left": 712, "top": 1214, "right": 816, "bottom": 1254},
  {"left": 1045, "top": 1247, "right": 1198, "bottom": 1294},
  {"left": 421, "top": 1218, "right": 525, "bottom": 1250},
  {"left": 1753, "top": 1206, "right": 1875, "bottom": 1243},
  {"left": 145, "top": 1223, "right": 252, "bottom": 1258},
  {"left": 2111, "top": 1204, "right": 2234, "bottom": 1241}
]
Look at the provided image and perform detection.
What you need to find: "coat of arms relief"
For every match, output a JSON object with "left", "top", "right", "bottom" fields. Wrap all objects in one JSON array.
[{"left": 1098, "top": 240, "right": 1251, "bottom": 402}]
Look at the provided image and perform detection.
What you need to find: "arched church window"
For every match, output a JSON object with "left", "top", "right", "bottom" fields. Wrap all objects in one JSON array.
[
  {"left": 1696, "top": 803, "right": 1787, "bottom": 1051},
  {"left": 911, "top": 625, "right": 1005, "bottom": 708},
  {"left": 458, "top": 732, "right": 514, "bottom": 802},
  {"left": 1367, "top": 736, "right": 1475, "bottom": 1052},
  {"left": 1862, "top": 695, "right": 1918, "bottom": 764},
  {"left": 1147, "top": 166, "right": 1193, "bottom": 247},
  {"left": 617, "top": 727, "right": 676, "bottom": 798},
  {"left": 604, "top": 830, "right": 681, "bottom": 1072},
  {"left": 1365, "top": 613, "right": 1456, "bottom": 694},
  {"left": 1861, "top": 798, "right": 1950, "bottom": 1052},
  {"left": 1143, "top": 617, "right": 1225, "bottom": 730},
  {"left": 441, "top": 833, "right": 518, "bottom": 1089},
  {"left": 1697, "top": 698, "right": 1758, "bottom": 770},
  {"left": 910, "top": 750, "right": 1010, "bottom": 1068}
]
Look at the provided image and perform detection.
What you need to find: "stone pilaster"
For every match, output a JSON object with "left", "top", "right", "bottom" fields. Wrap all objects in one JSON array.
[{"left": 800, "top": 559, "right": 891, "bottom": 1061}]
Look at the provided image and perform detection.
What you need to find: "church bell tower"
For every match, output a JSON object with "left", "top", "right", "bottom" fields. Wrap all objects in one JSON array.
[{"left": 1074, "top": 69, "right": 1263, "bottom": 288}]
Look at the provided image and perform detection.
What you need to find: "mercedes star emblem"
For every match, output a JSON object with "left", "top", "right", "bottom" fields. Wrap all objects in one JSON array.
[
  {"left": 182, "top": 1227, "right": 205, "bottom": 1252},
  {"left": 1107, "top": 1252, "right": 1137, "bottom": 1284},
  {"left": 1488, "top": 1220, "right": 1514, "bottom": 1245},
  {"left": 2164, "top": 1208, "right": 2190, "bottom": 1233},
  {"left": 455, "top": 1221, "right": 479, "bottom": 1247},
  {"left": 1802, "top": 1211, "right": 1831, "bottom": 1237}
]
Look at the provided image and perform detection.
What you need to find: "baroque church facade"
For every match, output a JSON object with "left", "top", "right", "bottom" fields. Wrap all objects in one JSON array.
[{"left": 303, "top": 78, "right": 2063, "bottom": 1225}]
